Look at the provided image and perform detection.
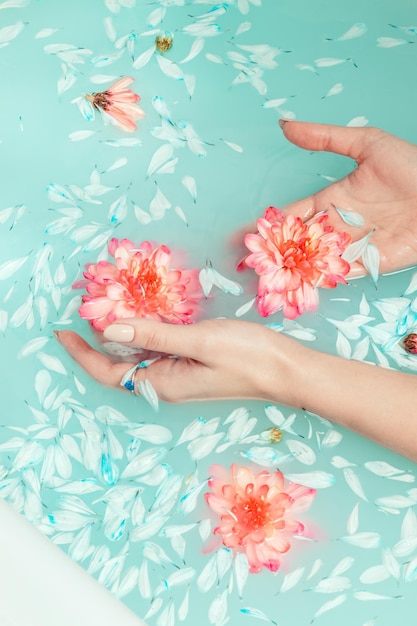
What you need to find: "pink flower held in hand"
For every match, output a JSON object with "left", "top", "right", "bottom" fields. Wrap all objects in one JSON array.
[
  {"left": 205, "top": 463, "right": 316, "bottom": 573},
  {"left": 244, "top": 206, "right": 351, "bottom": 319},
  {"left": 85, "top": 77, "right": 145, "bottom": 132},
  {"left": 75, "top": 238, "right": 202, "bottom": 331}
]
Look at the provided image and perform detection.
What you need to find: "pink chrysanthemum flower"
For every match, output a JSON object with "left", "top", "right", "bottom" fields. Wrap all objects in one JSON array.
[
  {"left": 205, "top": 463, "right": 316, "bottom": 573},
  {"left": 85, "top": 77, "right": 145, "bottom": 133},
  {"left": 74, "top": 238, "right": 202, "bottom": 331},
  {"left": 244, "top": 206, "right": 351, "bottom": 319}
]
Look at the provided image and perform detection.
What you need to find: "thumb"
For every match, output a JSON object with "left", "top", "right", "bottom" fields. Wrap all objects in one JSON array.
[
  {"left": 279, "top": 120, "right": 374, "bottom": 162},
  {"left": 103, "top": 318, "right": 204, "bottom": 359}
]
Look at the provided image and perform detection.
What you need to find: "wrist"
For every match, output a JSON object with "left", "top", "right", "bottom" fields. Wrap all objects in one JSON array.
[{"left": 258, "top": 330, "right": 313, "bottom": 408}]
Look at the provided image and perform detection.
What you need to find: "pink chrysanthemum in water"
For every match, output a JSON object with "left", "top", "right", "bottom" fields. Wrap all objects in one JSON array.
[
  {"left": 244, "top": 206, "right": 351, "bottom": 319},
  {"left": 74, "top": 238, "right": 202, "bottom": 331},
  {"left": 85, "top": 77, "right": 145, "bottom": 133},
  {"left": 205, "top": 463, "right": 316, "bottom": 573}
]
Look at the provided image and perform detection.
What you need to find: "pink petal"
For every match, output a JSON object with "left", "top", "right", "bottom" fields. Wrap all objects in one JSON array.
[
  {"left": 108, "top": 76, "right": 135, "bottom": 92},
  {"left": 79, "top": 297, "right": 114, "bottom": 320}
]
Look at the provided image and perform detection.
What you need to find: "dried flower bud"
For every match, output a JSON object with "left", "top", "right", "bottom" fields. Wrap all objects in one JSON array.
[
  {"left": 401, "top": 333, "right": 417, "bottom": 354},
  {"left": 155, "top": 32, "right": 173, "bottom": 52},
  {"left": 260, "top": 427, "right": 283, "bottom": 443}
]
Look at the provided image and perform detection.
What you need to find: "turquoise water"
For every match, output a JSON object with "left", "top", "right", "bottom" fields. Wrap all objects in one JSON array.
[{"left": 1, "top": 0, "right": 417, "bottom": 624}]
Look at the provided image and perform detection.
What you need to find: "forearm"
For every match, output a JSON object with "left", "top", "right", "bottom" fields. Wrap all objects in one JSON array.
[{"left": 268, "top": 341, "right": 417, "bottom": 461}]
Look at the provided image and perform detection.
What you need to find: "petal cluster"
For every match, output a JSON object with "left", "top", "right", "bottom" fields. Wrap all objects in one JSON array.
[
  {"left": 244, "top": 206, "right": 351, "bottom": 319},
  {"left": 75, "top": 238, "right": 202, "bottom": 330},
  {"left": 205, "top": 463, "right": 316, "bottom": 573},
  {"left": 86, "top": 77, "right": 145, "bottom": 132}
]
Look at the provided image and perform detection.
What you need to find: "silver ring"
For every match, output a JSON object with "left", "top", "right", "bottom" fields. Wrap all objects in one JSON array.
[
  {"left": 119, "top": 357, "right": 161, "bottom": 394},
  {"left": 120, "top": 363, "right": 141, "bottom": 393}
]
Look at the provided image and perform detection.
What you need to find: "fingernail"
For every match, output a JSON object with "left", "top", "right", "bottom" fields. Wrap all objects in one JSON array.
[
  {"left": 278, "top": 118, "right": 290, "bottom": 129},
  {"left": 53, "top": 330, "right": 61, "bottom": 342},
  {"left": 104, "top": 323, "right": 135, "bottom": 342}
]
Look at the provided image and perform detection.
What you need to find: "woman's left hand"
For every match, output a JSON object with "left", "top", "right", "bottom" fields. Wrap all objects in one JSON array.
[{"left": 55, "top": 318, "right": 304, "bottom": 406}]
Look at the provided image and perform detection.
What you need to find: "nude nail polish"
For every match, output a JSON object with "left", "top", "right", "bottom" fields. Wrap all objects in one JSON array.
[{"left": 103, "top": 323, "right": 135, "bottom": 343}]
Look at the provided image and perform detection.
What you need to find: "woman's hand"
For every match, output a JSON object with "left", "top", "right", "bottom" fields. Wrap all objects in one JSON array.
[
  {"left": 277, "top": 121, "right": 417, "bottom": 276},
  {"left": 56, "top": 316, "right": 417, "bottom": 460},
  {"left": 54, "top": 122, "right": 417, "bottom": 460},
  {"left": 55, "top": 318, "right": 305, "bottom": 405}
]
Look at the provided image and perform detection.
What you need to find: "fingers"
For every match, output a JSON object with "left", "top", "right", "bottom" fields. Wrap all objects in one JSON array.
[
  {"left": 102, "top": 318, "right": 206, "bottom": 361},
  {"left": 55, "top": 330, "right": 130, "bottom": 388},
  {"left": 279, "top": 120, "right": 378, "bottom": 162},
  {"left": 55, "top": 329, "right": 211, "bottom": 403}
]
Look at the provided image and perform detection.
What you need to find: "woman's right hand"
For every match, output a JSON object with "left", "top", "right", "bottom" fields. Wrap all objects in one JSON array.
[{"left": 280, "top": 121, "right": 417, "bottom": 275}]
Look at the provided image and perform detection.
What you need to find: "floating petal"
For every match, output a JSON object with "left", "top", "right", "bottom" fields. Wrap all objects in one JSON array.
[
  {"left": 221, "top": 139, "right": 244, "bottom": 152},
  {"left": 0, "top": 255, "right": 28, "bottom": 279},
  {"left": 156, "top": 55, "right": 184, "bottom": 80},
  {"left": 285, "top": 471, "right": 335, "bottom": 489},
  {"left": 359, "top": 564, "right": 389, "bottom": 584},
  {"left": 346, "top": 502, "right": 360, "bottom": 535},
  {"left": 332, "top": 23, "right": 368, "bottom": 41},
  {"left": 315, "top": 57, "right": 347, "bottom": 67},
  {"left": 234, "top": 552, "right": 249, "bottom": 598},
  {"left": 354, "top": 591, "right": 402, "bottom": 601},
  {"left": 342, "top": 230, "right": 375, "bottom": 263},
  {"left": 313, "top": 576, "right": 351, "bottom": 593},
  {"left": 280, "top": 567, "right": 305, "bottom": 593},
  {"left": 0, "top": 0, "right": 29, "bottom": 7},
  {"left": 147, "top": 144, "right": 174, "bottom": 178},
  {"left": 133, "top": 203, "right": 152, "bottom": 224},
  {"left": 209, "top": 590, "right": 228, "bottom": 626},
  {"left": 240, "top": 607, "right": 277, "bottom": 624},
  {"left": 187, "top": 433, "right": 224, "bottom": 461},
  {"left": 323, "top": 82, "right": 343, "bottom": 98},
  {"left": 286, "top": 439, "right": 316, "bottom": 465},
  {"left": 199, "top": 267, "right": 214, "bottom": 298},
  {"left": 102, "top": 138, "right": 142, "bottom": 147},
  {"left": 132, "top": 45, "right": 155, "bottom": 70},
  {"left": 180, "top": 37, "right": 204, "bottom": 63},
  {"left": 149, "top": 187, "right": 171, "bottom": 220},
  {"left": 0, "top": 20, "right": 24, "bottom": 44},
  {"left": 128, "top": 424, "right": 172, "bottom": 444},
  {"left": 37, "top": 352, "right": 68, "bottom": 375},
  {"left": 235, "top": 298, "right": 256, "bottom": 317},
  {"left": 343, "top": 468, "right": 368, "bottom": 501},
  {"left": 377, "top": 36, "right": 407, "bottom": 48},
  {"left": 335, "top": 207, "right": 365, "bottom": 226},
  {"left": 375, "top": 494, "right": 415, "bottom": 509},
  {"left": 262, "top": 98, "right": 288, "bottom": 108},
  {"left": 362, "top": 243, "right": 380, "bottom": 286},
  {"left": 347, "top": 116, "right": 369, "bottom": 127},
  {"left": 68, "top": 130, "right": 96, "bottom": 141},
  {"left": 341, "top": 532, "right": 380, "bottom": 548},
  {"left": 181, "top": 175, "right": 197, "bottom": 203},
  {"left": 211, "top": 268, "right": 243, "bottom": 295},
  {"left": 311, "top": 594, "right": 347, "bottom": 622},
  {"left": 147, "top": 7, "right": 166, "bottom": 27},
  {"left": 330, "top": 556, "right": 355, "bottom": 577}
]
